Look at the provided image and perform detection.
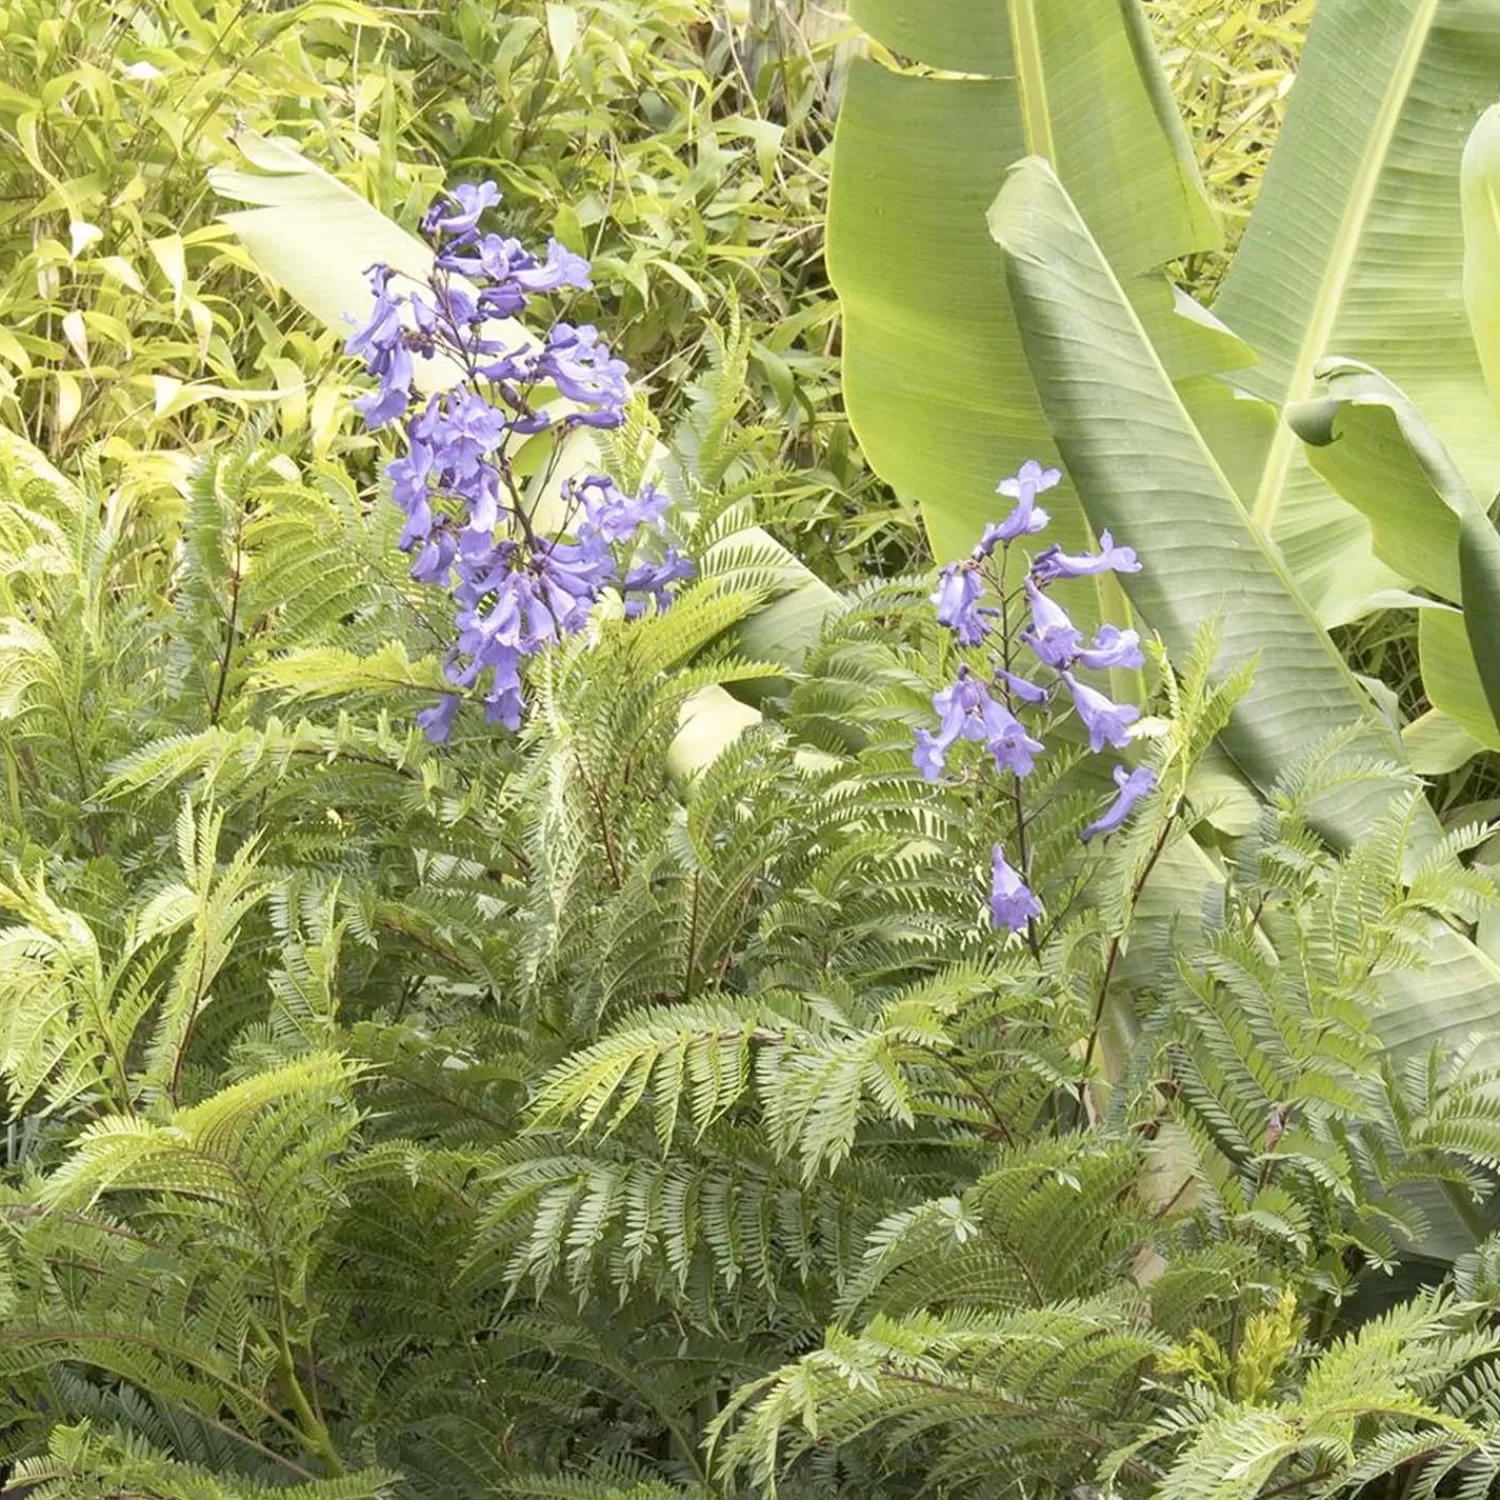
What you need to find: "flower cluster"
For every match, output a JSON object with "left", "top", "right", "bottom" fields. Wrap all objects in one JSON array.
[
  {"left": 913, "top": 462, "right": 1157, "bottom": 934},
  {"left": 346, "top": 180, "right": 693, "bottom": 740}
]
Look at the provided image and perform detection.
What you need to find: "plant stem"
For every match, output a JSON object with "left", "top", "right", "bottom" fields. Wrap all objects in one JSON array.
[
  {"left": 1080, "top": 802, "right": 1182, "bottom": 1082},
  {"left": 993, "top": 544, "right": 1040, "bottom": 962}
]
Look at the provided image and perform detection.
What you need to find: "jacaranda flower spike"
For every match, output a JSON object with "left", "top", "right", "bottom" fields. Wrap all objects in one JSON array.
[
  {"left": 345, "top": 179, "right": 694, "bottom": 740},
  {"left": 911, "top": 460, "right": 1158, "bottom": 933}
]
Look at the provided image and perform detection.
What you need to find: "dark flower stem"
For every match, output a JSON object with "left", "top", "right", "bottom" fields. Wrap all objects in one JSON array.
[
  {"left": 993, "top": 544, "right": 1040, "bottom": 962},
  {"left": 1080, "top": 799, "right": 1183, "bottom": 1087}
]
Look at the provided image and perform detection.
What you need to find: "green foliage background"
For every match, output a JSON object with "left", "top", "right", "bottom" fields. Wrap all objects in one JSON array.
[{"left": 11, "top": 4, "right": 1500, "bottom": 1500}]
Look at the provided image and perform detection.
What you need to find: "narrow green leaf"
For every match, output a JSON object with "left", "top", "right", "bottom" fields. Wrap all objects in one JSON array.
[
  {"left": 1459, "top": 506, "right": 1500, "bottom": 735},
  {"left": 1419, "top": 609, "right": 1500, "bottom": 751}
]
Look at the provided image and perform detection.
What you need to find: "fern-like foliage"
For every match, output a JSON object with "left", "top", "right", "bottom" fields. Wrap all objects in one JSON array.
[{"left": 5, "top": 375, "right": 1500, "bottom": 1500}]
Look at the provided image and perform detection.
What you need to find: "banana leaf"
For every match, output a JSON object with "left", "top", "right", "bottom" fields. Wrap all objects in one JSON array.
[
  {"left": 1213, "top": 0, "right": 1500, "bottom": 624},
  {"left": 831, "top": 0, "right": 1500, "bottom": 628},
  {"left": 829, "top": 0, "right": 1219, "bottom": 567}
]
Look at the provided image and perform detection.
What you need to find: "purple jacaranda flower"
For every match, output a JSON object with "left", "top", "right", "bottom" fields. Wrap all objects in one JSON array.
[
  {"left": 388, "top": 437, "right": 433, "bottom": 511},
  {"left": 349, "top": 187, "right": 690, "bottom": 741},
  {"left": 423, "top": 180, "right": 501, "bottom": 241},
  {"left": 410, "top": 527, "right": 457, "bottom": 586},
  {"left": 475, "top": 338, "right": 543, "bottom": 384},
  {"left": 990, "top": 844, "right": 1042, "bottom": 934},
  {"left": 1023, "top": 580, "right": 1083, "bottom": 668},
  {"left": 566, "top": 474, "right": 669, "bottom": 543},
  {"left": 485, "top": 678, "right": 525, "bottom": 731},
  {"left": 347, "top": 266, "right": 405, "bottom": 371},
  {"left": 397, "top": 492, "right": 433, "bottom": 552},
  {"left": 1075, "top": 624, "right": 1145, "bottom": 673},
  {"left": 1031, "top": 529, "right": 1141, "bottom": 583},
  {"left": 416, "top": 389, "right": 509, "bottom": 488},
  {"left": 416, "top": 694, "right": 461, "bottom": 744},
  {"left": 514, "top": 238, "right": 592, "bottom": 293},
  {"left": 410, "top": 282, "right": 481, "bottom": 334},
  {"left": 913, "top": 729, "right": 946, "bottom": 782},
  {"left": 347, "top": 268, "right": 416, "bottom": 428},
  {"left": 1082, "top": 764, "right": 1157, "bottom": 842},
  {"left": 354, "top": 339, "right": 414, "bottom": 430},
  {"left": 975, "top": 460, "right": 1060, "bottom": 554},
  {"left": 996, "top": 668, "right": 1048, "bottom": 705},
  {"left": 442, "top": 235, "right": 592, "bottom": 306},
  {"left": 987, "top": 713, "right": 1045, "bottom": 778},
  {"left": 931, "top": 562, "right": 988, "bottom": 645},
  {"left": 440, "top": 232, "right": 531, "bottom": 285},
  {"left": 1062, "top": 671, "right": 1139, "bottom": 753},
  {"left": 541, "top": 323, "right": 629, "bottom": 425},
  {"left": 477, "top": 278, "right": 530, "bottom": 319},
  {"left": 623, "top": 548, "right": 694, "bottom": 617},
  {"left": 912, "top": 669, "right": 1015, "bottom": 780}
]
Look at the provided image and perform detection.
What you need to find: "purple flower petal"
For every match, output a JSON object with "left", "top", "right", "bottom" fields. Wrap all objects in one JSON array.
[
  {"left": 1075, "top": 625, "right": 1145, "bottom": 672},
  {"left": 417, "top": 694, "right": 461, "bottom": 743},
  {"left": 930, "top": 563, "right": 988, "bottom": 645},
  {"left": 1062, "top": 671, "right": 1139, "bottom": 753},
  {"left": 990, "top": 844, "right": 1042, "bottom": 933},
  {"left": 1023, "top": 580, "right": 1083, "bottom": 669},
  {"left": 1031, "top": 529, "right": 1141, "bottom": 583},
  {"left": 1082, "top": 765, "right": 1157, "bottom": 842}
]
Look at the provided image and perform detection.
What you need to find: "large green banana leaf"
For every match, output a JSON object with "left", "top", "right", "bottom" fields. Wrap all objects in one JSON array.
[
  {"left": 831, "top": 0, "right": 1500, "bottom": 627},
  {"left": 1278, "top": 100, "right": 1500, "bottom": 759},
  {"left": 829, "top": 0, "right": 1220, "bottom": 567},
  {"left": 1213, "top": 0, "right": 1500, "bottom": 624},
  {"left": 988, "top": 160, "right": 1500, "bottom": 1097},
  {"left": 209, "top": 135, "right": 835, "bottom": 776}
]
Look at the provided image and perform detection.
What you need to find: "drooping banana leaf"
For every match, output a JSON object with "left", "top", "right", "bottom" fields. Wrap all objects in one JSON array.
[
  {"left": 1420, "top": 609, "right": 1500, "bottom": 751},
  {"left": 1458, "top": 107, "right": 1500, "bottom": 737},
  {"left": 988, "top": 160, "right": 1500, "bottom": 1103},
  {"left": 213, "top": 132, "right": 442, "bottom": 335},
  {"left": 1404, "top": 709, "right": 1485, "bottom": 775},
  {"left": 209, "top": 135, "right": 836, "bottom": 775},
  {"left": 1213, "top": 0, "right": 1500, "bottom": 625},
  {"left": 1459, "top": 505, "right": 1500, "bottom": 736},
  {"left": 1464, "top": 104, "right": 1500, "bottom": 427},
  {"left": 1286, "top": 359, "right": 1467, "bottom": 604},
  {"left": 1286, "top": 358, "right": 1500, "bottom": 748}
]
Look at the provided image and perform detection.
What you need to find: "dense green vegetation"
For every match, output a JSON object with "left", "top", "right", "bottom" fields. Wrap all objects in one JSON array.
[{"left": 5, "top": 3, "right": 1500, "bottom": 1499}]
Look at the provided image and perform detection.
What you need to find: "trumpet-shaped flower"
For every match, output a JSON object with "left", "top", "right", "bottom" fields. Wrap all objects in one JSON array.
[
  {"left": 1031, "top": 530, "right": 1140, "bottom": 583},
  {"left": 1023, "top": 580, "right": 1083, "bottom": 669},
  {"left": 422, "top": 180, "right": 501, "bottom": 241},
  {"left": 976, "top": 460, "right": 1060, "bottom": 553},
  {"left": 996, "top": 667, "right": 1048, "bottom": 706},
  {"left": 1075, "top": 625, "right": 1145, "bottom": 672},
  {"left": 990, "top": 845, "right": 1042, "bottom": 933},
  {"left": 987, "top": 714, "right": 1045, "bottom": 778},
  {"left": 1082, "top": 765, "right": 1157, "bottom": 842},
  {"left": 931, "top": 563, "right": 988, "bottom": 645},
  {"left": 1062, "top": 671, "right": 1139, "bottom": 752}
]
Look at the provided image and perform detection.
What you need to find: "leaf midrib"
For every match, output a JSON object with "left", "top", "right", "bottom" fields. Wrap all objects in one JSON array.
[
  {"left": 1249, "top": 0, "right": 1439, "bottom": 532},
  {"left": 1008, "top": 0, "right": 1055, "bottom": 162}
]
